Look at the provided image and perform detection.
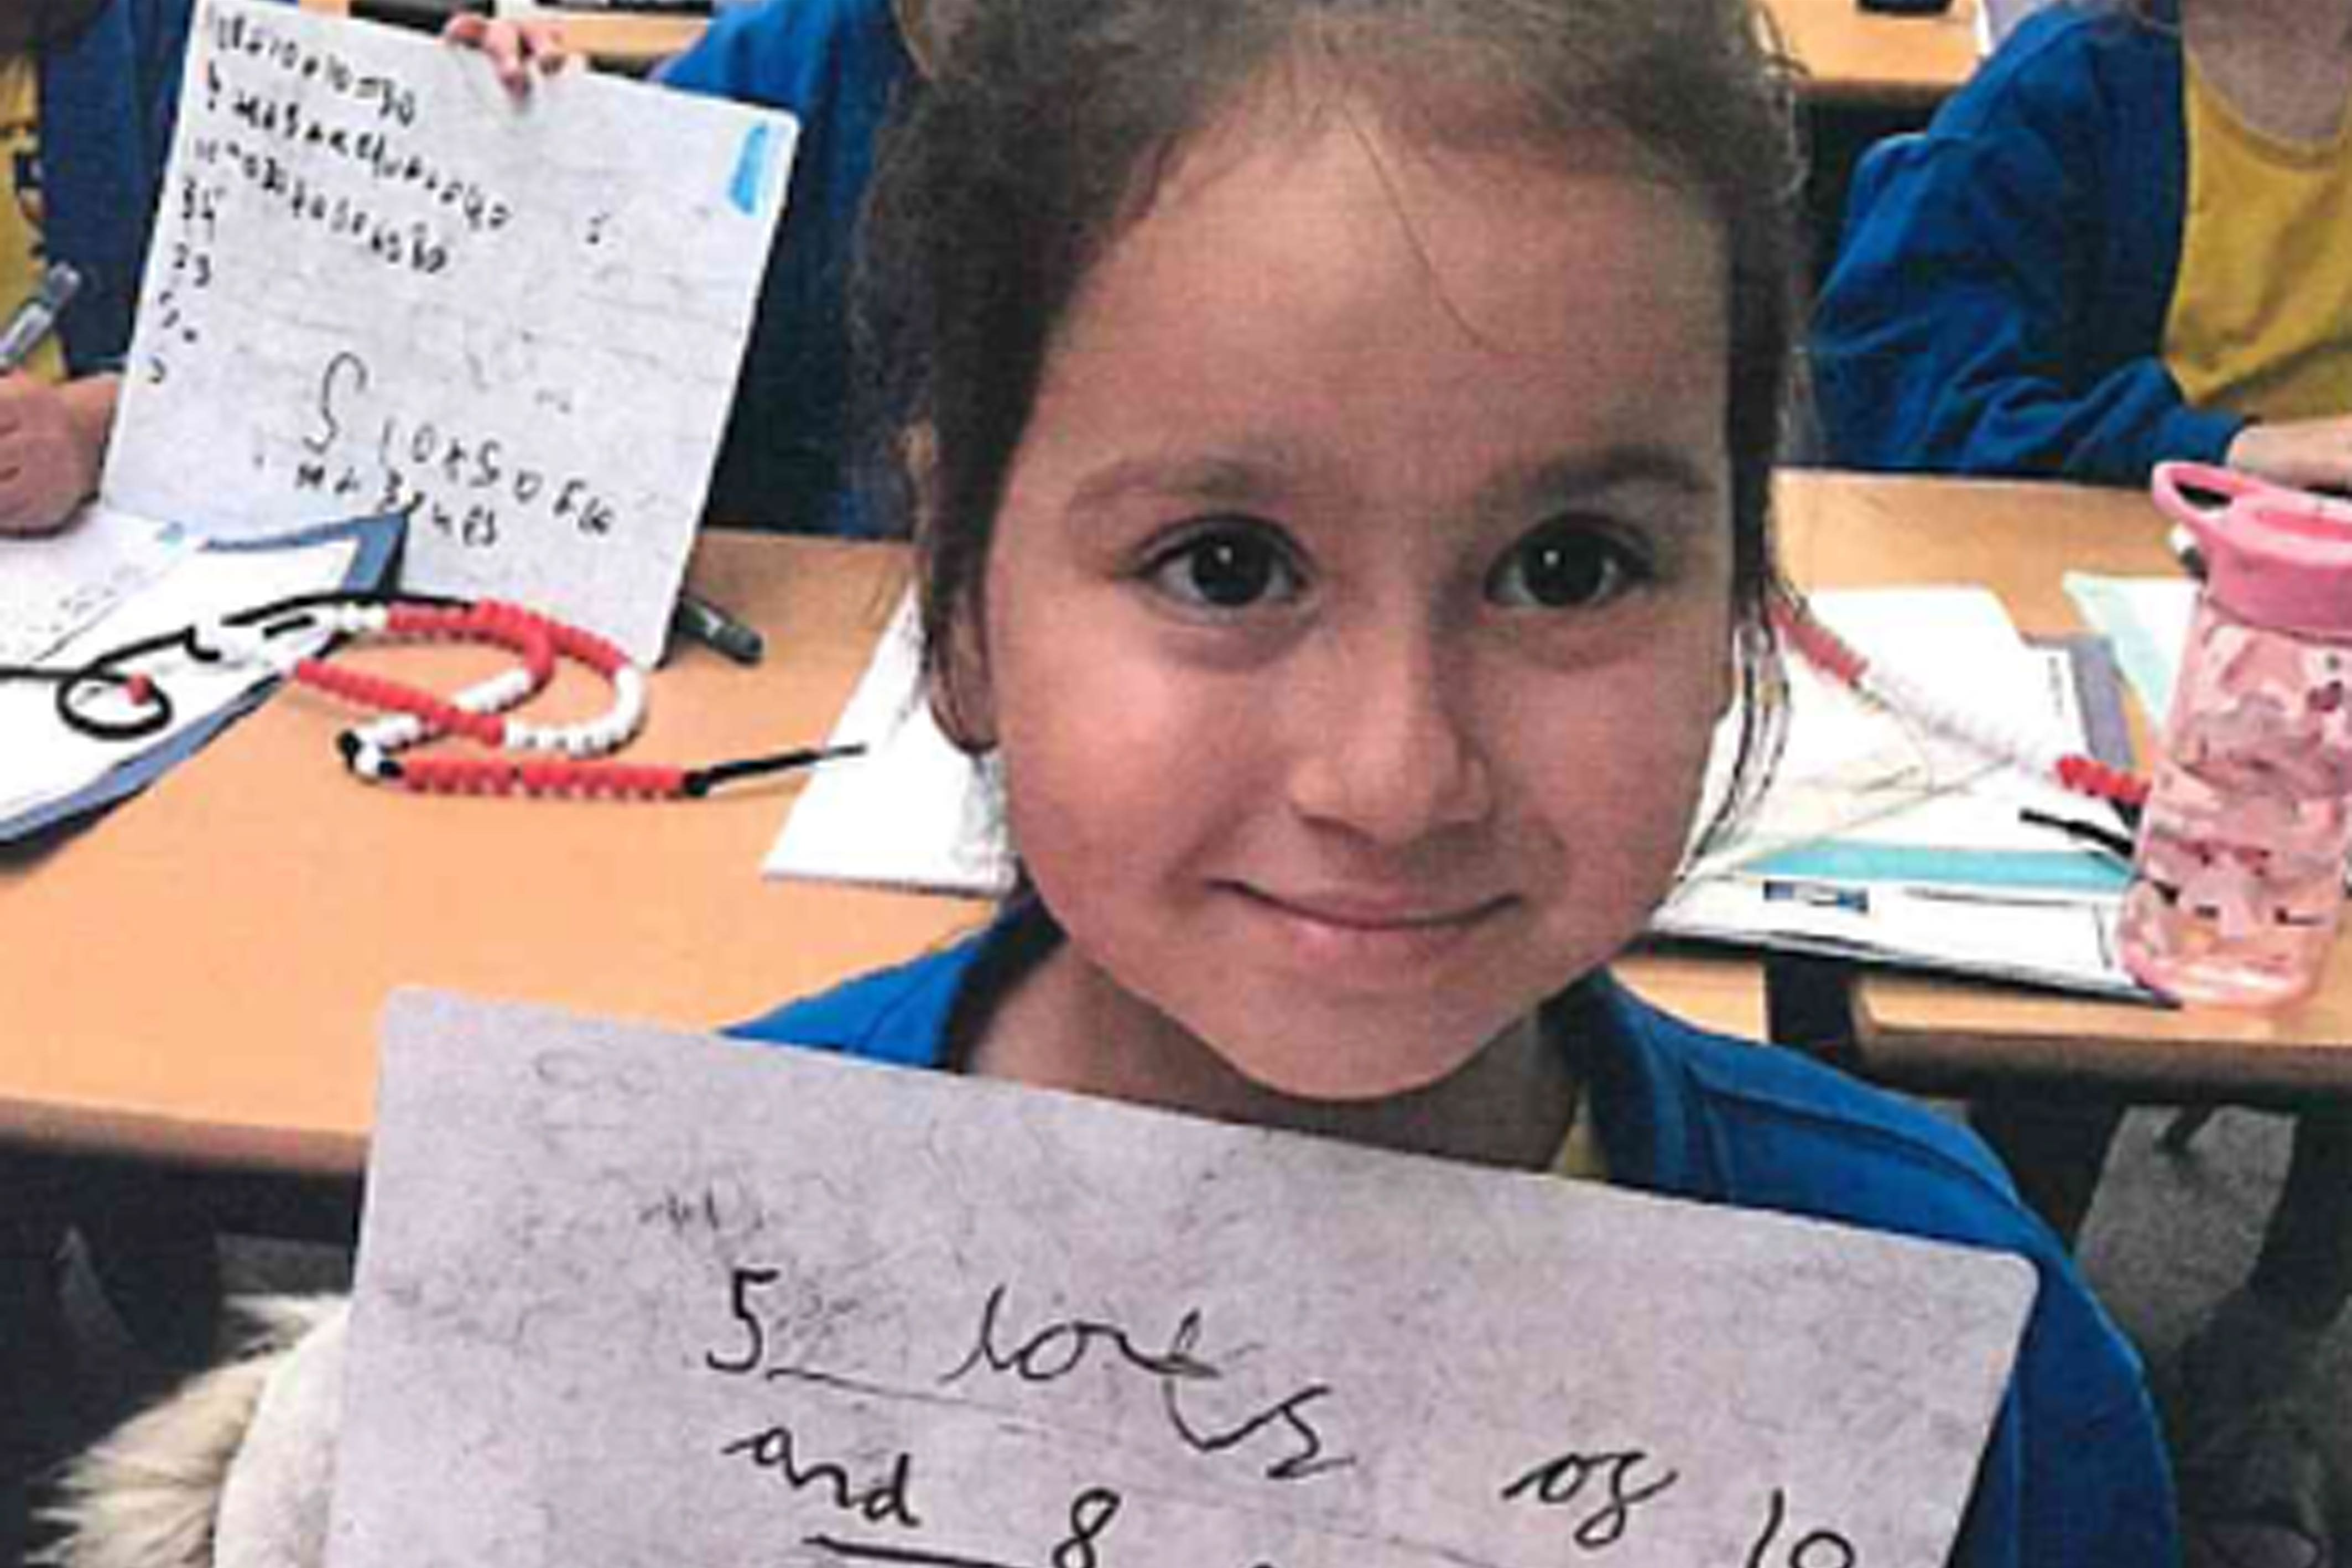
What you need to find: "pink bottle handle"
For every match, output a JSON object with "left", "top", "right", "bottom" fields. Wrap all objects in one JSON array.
[{"left": 2151, "top": 461, "right": 2280, "bottom": 556}]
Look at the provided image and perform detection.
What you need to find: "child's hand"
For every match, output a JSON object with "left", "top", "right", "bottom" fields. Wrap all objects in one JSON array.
[
  {"left": 2225, "top": 416, "right": 2352, "bottom": 494},
  {"left": 0, "top": 374, "right": 113, "bottom": 536},
  {"left": 441, "top": 13, "right": 575, "bottom": 94}
]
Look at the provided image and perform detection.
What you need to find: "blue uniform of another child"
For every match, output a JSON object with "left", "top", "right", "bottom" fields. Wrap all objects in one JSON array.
[
  {"left": 735, "top": 910, "right": 2181, "bottom": 1568},
  {"left": 38, "top": 0, "right": 214, "bottom": 374},
  {"left": 657, "top": 0, "right": 915, "bottom": 535},
  {"left": 1811, "top": 0, "right": 2245, "bottom": 483}
]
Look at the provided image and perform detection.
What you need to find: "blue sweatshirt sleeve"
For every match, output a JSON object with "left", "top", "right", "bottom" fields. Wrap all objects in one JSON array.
[{"left": 1811, "top": 11, "right": 2243, "bottom": 485}]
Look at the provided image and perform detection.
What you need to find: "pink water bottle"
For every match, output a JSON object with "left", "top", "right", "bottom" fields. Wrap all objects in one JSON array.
[{"left": 2119, "top": 463, "right": 2352, "bottom": 1006}]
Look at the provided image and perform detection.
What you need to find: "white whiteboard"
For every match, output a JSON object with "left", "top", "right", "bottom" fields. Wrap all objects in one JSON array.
[
  {"left": 337, "top": 989, "right": 2038, "bottom": 1568},
  {"left": 106, "top": 0, "right": 796, "bottom": 660}
]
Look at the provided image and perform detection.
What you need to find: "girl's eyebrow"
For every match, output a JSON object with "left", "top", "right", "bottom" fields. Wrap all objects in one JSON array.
[
  {"left": 1490, "top": 446, "right": 1725, "bottom": 516},
  {"left": 1061, "top": 440, "right": 1723, "bottom": 522},
  {"left": 1065, "top": 445, "right": 1303, "bottom": 514}
]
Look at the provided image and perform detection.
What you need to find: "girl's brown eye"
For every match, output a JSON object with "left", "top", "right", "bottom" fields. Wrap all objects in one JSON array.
[
  {"left": 1489, "top": 527, "right": 1647, "bottom": 610},
  {"left": 1148, "top": 526, "right": 1301, "bottom": 611}
]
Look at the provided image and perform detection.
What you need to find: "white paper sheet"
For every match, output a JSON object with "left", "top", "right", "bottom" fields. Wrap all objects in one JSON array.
[
  {"left": 106, "top": 0, "right": 797, "bottom": 661},
  {"left": 339, "top": 989, "right": 2038, "bottom": 1568},
  {"left": 763, "top": 593, "right": 1014, "bottom": 895},
  {"left": 2064, "top": 574, "right": 2196, "bottom": 723},
  {"left": 0, "top": 517, "right": 394, "bottom": 840},
  {"left": 0, "top": 503, "right": 195, "bottom": 667},
  {"left": 1657, "top": 587, "right": 2146, "bottom": 998},
  {"left": 1690, "top": 588, "right": 2118, "bottom": 881}
]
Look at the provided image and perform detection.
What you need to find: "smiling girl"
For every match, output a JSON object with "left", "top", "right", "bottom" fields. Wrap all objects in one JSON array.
[{"left": 747, "top": 2, "right": 2174, "bottom": 1558}]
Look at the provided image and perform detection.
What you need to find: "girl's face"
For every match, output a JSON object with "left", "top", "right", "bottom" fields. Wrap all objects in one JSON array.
[{"left": 963, "top": 100, "right": 1737, "bottom": 1102}]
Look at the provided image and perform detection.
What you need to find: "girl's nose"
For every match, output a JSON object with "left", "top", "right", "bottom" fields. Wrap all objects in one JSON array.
[{"left": 1284, "top": 628, "right": 1494, "bottom": 847}]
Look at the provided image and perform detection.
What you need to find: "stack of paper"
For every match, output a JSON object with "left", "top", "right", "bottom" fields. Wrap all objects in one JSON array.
[
  {"left": 1653, "top": 587, "right": 2150, "bottom": 1000},
  {"left": 763, "top": 596, "right": 1013, "bottom": 895},
  {"left": 2064, "top": 572, "right": 2195, "bottom": 721},
  {"left": 0, "top": 517, "right": 399, "bottom": 842}
]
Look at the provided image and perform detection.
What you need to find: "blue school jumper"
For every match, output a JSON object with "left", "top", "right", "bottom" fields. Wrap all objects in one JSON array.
[
  {"left": 1811, "top": 0, "right": 2244, "bottom": 483},
  {"left": 39, "top": 0, "right": 214, "bottom": 376},
  {"left": 657, "top": 0, "right": 914, "bottom": 535},
  {"left": 733, "top": 916, "right": 2181, "bottom": 1568}
]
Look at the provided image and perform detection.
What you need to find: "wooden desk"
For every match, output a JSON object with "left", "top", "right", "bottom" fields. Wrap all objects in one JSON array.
[
  {"left": 1767, "top": 0, "right": 1982, "bottom": 107},
  {"left": 498, "top": 7, "right": 700, "bottom": 73},
  {"left": 0, "top": 535, "right": 1762, "bottom": 1180},
  {"left": 1779, "top": 472, "right": 2352, "bottom": 1100},
  {"left": 297, "top": 0, "right": 699, "bottom": 75}
]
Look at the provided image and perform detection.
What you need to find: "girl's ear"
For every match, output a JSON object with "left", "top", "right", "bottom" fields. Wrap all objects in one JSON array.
[{"left": 928, "top": 607, "right": 998, "bottom": 754}]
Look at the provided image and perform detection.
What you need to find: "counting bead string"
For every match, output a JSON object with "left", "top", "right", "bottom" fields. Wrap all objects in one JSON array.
[
  {"left": 32, "top": 590, "right": 861, "bottom": 801},
  {"left": 1771, "top": 590, "right": 2150, "bottom": 811},
  {"left": 259, "top": 600, "right": 649, "bottom": 775}
]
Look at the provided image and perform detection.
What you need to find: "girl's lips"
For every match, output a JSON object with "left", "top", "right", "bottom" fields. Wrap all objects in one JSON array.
[
  {"left": 1226, "top": 884, "right": 1517, "bottom": 977},
  {"left": 1243, "top": 887, "right": 1512, "bottom": 930}
]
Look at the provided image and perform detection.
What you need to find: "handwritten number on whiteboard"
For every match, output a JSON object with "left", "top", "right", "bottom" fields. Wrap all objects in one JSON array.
[
  {"left": 706, "top": 1265, "right": 778, "bottom": 1376},
  {"left": 1049, "top": 1488, "right": 1120, "bottom": 1568},
  {"left": 1745, "top": 1487, "right": 1859, "bottom": 1568}
]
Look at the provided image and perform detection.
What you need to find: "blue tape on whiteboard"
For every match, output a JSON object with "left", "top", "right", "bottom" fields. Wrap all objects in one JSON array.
[{"left": 730, "top": 124, "right": 776, "bottom": 216}]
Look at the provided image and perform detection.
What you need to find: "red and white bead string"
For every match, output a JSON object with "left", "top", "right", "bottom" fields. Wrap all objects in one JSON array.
[
  {"left": 163, "top": 593, "right": 854, "bottom": 800},
  {"left": 1770, "top": 590, "right": 2149, "bottom": 812}
]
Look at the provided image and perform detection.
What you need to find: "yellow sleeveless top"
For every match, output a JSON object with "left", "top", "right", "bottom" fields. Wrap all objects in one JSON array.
[
  {"left": 1551, "top": 1072, "right": 1606, "bottom": 1181},
  {"left": 2161, "top": 53, "right": 2352, "bottom": 420}
]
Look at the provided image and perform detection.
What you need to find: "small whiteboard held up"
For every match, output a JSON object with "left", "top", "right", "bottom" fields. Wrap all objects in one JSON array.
[
  {"left": 338, "top": 989, "right": 2038, "bottom": 1568},
  {"left": 106, "top": 0, "right": 796, "bottom": 660}
]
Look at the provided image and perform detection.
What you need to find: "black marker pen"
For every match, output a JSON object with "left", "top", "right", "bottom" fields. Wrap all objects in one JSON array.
[{"left": 672, "top": 590, "right": 766, "bottom": 666}]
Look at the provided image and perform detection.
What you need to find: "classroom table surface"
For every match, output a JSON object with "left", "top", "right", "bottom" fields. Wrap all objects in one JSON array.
[
  {"left": 1778, "top": 472, "right": 2352, "bottom": 1101},
  {"left": 298, "top": 0, "right": 1981, "bottom": 104},
  {"left": 1767, "top": 0, "right": 1983, "bottom": 107},
  {"left": 296, "top": 0, "right": 700, "bottom": 74}
]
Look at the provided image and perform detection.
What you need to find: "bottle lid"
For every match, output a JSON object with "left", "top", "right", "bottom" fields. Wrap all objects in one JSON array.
[{"left": 2153, "top": 463, "right": 2352, "bottom": 637}]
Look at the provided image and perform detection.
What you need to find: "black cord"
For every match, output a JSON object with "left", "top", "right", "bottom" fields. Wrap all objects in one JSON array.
[{"left": 683, "top": 742, "right": 867, "bottom": 796}]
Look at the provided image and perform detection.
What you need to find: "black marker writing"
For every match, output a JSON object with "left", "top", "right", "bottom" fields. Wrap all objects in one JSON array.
[
  {"left": 707, "top": 1264, "right": 780, "bottom": 1376},
  {"left": 293, "top": 350, "right": 620, "bottom": 548},
  {"left": 717, "top": 1421, "right": 922, "bottom": 1531},
  {"left": 805, "top": 1487, "right": 1122, "bottom": 1568},
  {"left": 1050, "top": 1487, "right": 1120, "bottom": 1568},
  {"left": 305, "top": 350, "right": 367, "bottom": 455},
  {"left": 1744, "top": 1487, "right": 1859, "bottom": 1568},
  {"left": 942, "top": 1284, "right": 1354, "bottom": 1482},
  {"left": 206, "top": 7, "right": 419, "bottom": 126},
  {"left": 1500, "top": 1446, "right": 1680, "bottom": 1549}
]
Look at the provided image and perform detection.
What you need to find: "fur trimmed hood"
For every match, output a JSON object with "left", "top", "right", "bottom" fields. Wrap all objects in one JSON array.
[{"left": 39, "top": 1296, "right": 347, "bottom": 1568}]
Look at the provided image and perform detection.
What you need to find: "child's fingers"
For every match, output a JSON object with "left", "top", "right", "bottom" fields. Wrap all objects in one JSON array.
[
  {"left": 440, "top": 14, "right": 564, "bottom": 93},
  {"left": 517, "top": 19, "right": 576, "bottom": 72}
]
